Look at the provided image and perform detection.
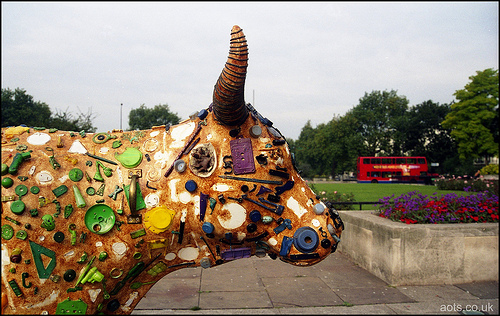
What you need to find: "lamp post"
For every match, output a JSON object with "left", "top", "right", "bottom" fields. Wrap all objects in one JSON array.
[{"left": 120, "top": 103, "right": 123, "bottom": 130}]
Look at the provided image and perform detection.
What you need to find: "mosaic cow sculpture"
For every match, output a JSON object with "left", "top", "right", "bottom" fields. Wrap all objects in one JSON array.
[{"left": 1, "top": 25, "right": 343, "bottom": 315}]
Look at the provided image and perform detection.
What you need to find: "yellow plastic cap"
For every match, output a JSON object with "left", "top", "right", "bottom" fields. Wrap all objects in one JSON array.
[{"left": 144, "top": 206, "right": 176, "bottom": 234}]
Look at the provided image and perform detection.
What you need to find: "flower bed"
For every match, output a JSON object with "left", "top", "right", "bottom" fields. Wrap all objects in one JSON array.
[{"left": 377, "top": 190, "right": 499, "bottom": 224}]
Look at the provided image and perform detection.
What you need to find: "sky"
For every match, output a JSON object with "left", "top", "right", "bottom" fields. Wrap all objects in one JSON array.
[{"left": 2, "top": 1, "right": 498, "bottom": 140}]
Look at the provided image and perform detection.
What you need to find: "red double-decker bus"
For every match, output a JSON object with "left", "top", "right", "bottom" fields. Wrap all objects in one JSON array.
[{"left": 356, "top": 156, "right": 436, "bottom": 184}]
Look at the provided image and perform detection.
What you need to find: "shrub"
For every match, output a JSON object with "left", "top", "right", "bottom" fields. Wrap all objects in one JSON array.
[
  {"left": 480, "top": 164, "right": 499, "bottom": 175},
  {"left": 377, "top": 190, "right": 499, "bottom": 224}
]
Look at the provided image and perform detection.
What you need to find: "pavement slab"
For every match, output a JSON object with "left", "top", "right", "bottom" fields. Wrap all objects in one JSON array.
[
  {"left": 262, "top": 276, "right": 343, "bottom": 307},
  {"left": 397, "top": 284, "right": 481, "bottom": 302},
  {"left": 334, "top": 286, "right": 415, "bottom": 306},
  {"left": 134, "top": 275, "right": 201, "bottom": 310},
  {"left": 199, "top": 290, "right": 273, "bottom": 309},
  {"left": 200, "top": 262, "right": 264, "bottom": 292},
  {"left": 454, "top": 281, "right": 499, "bottom": 299},
  {"left": 133, "top": 251, "right": 498, "bottom": 315}
]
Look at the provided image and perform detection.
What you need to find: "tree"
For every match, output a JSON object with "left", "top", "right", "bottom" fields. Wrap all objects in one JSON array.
[
  {"left": 328, "top": 112, "right": 366, "bottom": 174},
  {"left": 50, "top": 107, "right": 97, "bottom": 133},
  {"left": 293, "top": 120, "right": 319, "bottom": 177},
  {"left": 402, "top": 100, "right": 459, "bottom": 174},
  {"left": 441, "top": 68, "right": 499, "bottom": 161},
  {"left": 1, "top": 87, "right": 97, "bottom": 132},
  {"left": 350, "top": 90, "right": 409, "bottom": 156},
  {"left": 292, "top": 114, "right": 366, "bottom": 178},
  {"left": 2, "top": 88, "right": 52, "bottom": 127},
  {"left": 128, "top": 103, "right": 181, "bottom": 130}
]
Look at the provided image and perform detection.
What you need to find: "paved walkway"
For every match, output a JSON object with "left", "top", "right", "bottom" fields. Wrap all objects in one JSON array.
[{"left": 132, "top": 251, "right": 498, "bottom": 315}]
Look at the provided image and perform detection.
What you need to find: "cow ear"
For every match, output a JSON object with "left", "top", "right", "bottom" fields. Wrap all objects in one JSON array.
[{"left": 212, "top": 25, "right": 249, "bottom": 126}]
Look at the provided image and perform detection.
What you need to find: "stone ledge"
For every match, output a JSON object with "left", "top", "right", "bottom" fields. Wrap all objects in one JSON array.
[{"left": 338, "top": 211, "right": 499, "bottom": 286}]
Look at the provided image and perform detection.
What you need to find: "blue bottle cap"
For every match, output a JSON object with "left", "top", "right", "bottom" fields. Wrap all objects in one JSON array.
[
  {"left": 202, "top": 222, "right": 214, "bottom": 234},
  {"left": 249, "top": 210, "right": 261, "bottom": 222},
  {"left": 185, "top": 180, "right": 197, "bottom": 192},
  {"left": 198, "top": 109, "right": 209, "bottom": 120}
]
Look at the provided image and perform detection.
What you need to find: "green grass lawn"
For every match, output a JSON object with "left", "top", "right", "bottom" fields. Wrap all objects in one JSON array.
[{"left": 309, "top": 182, "right": 472, "bottom": 210}]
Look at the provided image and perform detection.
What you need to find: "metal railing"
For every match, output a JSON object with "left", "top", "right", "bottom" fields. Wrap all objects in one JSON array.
[{"left": 327, "top": 201, "right": 384, "bottom": 211}]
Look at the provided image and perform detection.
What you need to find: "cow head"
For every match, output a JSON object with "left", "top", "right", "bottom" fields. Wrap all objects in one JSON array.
[{"left": 1, "top": 25, "right": 343, "bottom": 315}]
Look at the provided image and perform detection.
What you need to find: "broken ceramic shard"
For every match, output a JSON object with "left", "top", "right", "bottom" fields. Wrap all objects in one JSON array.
[{"left": 27, "top": 132, "right": 51, "bottom": 145}]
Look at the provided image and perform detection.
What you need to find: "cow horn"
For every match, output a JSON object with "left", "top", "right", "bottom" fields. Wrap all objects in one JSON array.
[{"left": 212, "top": 25, "right": 249, "bottom": 126}]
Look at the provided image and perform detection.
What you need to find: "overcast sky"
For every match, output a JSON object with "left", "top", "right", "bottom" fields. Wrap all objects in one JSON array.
[{"left": 2, "top": 2, "right": 498, "bottom": 140}]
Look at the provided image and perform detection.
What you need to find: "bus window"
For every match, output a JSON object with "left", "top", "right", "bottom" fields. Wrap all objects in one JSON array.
[
  {"left": 371, "top": 158, "right": 381, "bottom": 164},
  {"left": 396, "top": 158, "right": 405, "bottom": 164},
  {"left": 417, "top": 158, "right": 426, "bottom": 164},
  {"left": 371, "top": 172, "right": 380, "bottom": 177},
  {"left": 407, "top": 158, "right": 416, "bottom": 164},
  {"left": 382, "top": 172, "right": 392, "bottom": 178},
  {"left": 395, "top": 171, "right": 402, "bottom": 176},
  {"left": 381, "top": 158, "right": 393, "bottom": 164},
  {"left": 363, "top": 158, "right": 370, "bottom": 164}
]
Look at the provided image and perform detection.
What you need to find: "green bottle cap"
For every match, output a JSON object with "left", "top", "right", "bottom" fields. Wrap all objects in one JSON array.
[
  {"left": 15, "top": 184, "right": 28, "bottom": 197},
  {"left": 1, "top": 177, "right": 14, "bottom": 188},
  {"left": 10, "top": 200, "right": 25, "bottom": 215},
  {"left": 86, "top": 187, "right": 96, "bottom": 196},
  {"left": 2, "top": 224, "right": 14, "bottom": 240},
  {"left": 69, "top": 168, "right": 84, "bottom": 182},
  {"left": 30, "top": 186, "right": 40, "bottom": 194}
]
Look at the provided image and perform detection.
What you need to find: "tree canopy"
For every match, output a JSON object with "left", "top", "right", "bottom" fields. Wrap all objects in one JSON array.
[
  {"left": 441, "top": 68, "right": 499, "bottom": 161},
  {"left": 401, "top": 100, "right": 456, "bottom": 174},
  {"left": 350, "top": 90, "right": 409, "bottom": 156},
  {"left": 1, "top": 88, "right": 97, "bottom": 132},
  {"left": 2, "top": 88, "right": 52, "bottom": 127},
  {"left": 128, "top": 103, "right": 181, "bottom": 130}
]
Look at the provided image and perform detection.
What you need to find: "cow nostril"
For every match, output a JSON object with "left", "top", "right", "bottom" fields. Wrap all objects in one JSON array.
[{"left": 293, "top": 227, "right": 319, "bottom": 253}]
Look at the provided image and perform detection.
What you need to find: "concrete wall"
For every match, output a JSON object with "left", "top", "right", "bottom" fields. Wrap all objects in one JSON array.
[{"left": 337, "top": 211, "right": 499, "bottom": 286}]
